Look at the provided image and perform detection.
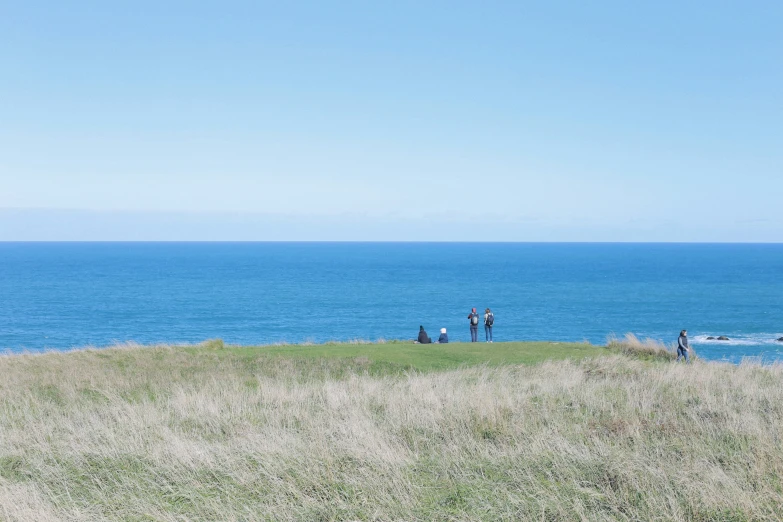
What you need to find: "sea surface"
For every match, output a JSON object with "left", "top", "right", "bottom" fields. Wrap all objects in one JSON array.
[{"left": 1, "top": 243, "right": 782, "bottom": 363}]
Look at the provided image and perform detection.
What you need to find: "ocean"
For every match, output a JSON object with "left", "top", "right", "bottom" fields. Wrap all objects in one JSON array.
[{"left": 1, "top": 242, "right": 781, "bottom": 363}]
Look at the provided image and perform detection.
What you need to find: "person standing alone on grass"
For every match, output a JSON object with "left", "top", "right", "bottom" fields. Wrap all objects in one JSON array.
[
  {"left": 484, "top": 308, "right": 494, "bottom": 343},
  {"left": 468, "top": 308, "right": 479, "bottom": 342},
  {"left": 677, "top": 330, "right": 690, "bottom": 362}
]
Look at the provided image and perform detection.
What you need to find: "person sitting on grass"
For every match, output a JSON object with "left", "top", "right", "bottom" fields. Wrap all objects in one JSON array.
[
  {"left": 417, "top": 325, "right": 432, "bottom": 344},
  {"left": 676, "top": 329, "right": 690, "bottom": 362},
  {"left": 437, "top": 328, "right": 449, "bottom": 344}
]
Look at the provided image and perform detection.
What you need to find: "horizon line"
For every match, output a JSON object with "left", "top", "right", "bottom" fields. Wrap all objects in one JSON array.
[{"left": 2, "top": 240, "right": 782, "bottom": 245}]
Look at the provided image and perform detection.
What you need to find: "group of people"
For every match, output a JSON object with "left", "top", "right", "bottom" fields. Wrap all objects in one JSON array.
[
  {"left": 416, "top": 307, "right": 495, "bottom": 344},
  {"left": 468, "top": 307, "right": 495, "bottom": 342},
  {"left": 417, "top": 316, "right": 694, "bottom": 361}
]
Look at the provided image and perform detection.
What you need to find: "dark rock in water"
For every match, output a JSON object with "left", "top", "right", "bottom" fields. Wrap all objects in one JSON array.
[
  {"left": 706, "top": 336, "right": 716, "bottom": 340},
  {"left": 777, "top": 337, "right": 783, "bottom": 342},
  {"left": 717, "top": 336, "right": 730, "bottom": 341}
]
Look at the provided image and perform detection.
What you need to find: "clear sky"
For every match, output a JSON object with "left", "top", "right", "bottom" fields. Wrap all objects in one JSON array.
[{"left": 1, "top": 1, "right": 781, "bottom": 241}]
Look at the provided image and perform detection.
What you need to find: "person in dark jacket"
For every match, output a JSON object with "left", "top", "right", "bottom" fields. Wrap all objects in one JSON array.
[
  {"left": 417, "top": 325, "right": 431, "bottom": 344},
  {"left": 437, "top": 328, "right": 449, "bottom": 344},
  {"left": 484, "top": 308, "right": 494, "bottom": 343},
  {"left": 676, "top": 330, "right": 690, "bottom": 362},
  {"left": 467, "top": 308, "right": 479, "bottom": 342}
]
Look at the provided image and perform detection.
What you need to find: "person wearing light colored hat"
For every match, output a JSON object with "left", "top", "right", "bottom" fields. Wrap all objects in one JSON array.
[{"left": 437, "top": 328, "right": 449, "bottom": 344}]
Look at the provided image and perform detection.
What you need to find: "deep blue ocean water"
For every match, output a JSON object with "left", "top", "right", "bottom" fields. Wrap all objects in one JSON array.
[{"left": 1, "top": 243, "right": 782, "bottom": 363}]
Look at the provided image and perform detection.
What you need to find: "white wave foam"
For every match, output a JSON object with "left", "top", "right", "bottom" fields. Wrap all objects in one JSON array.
[{"left": 691, "top": 334, "right": 783, "bottom": 346}]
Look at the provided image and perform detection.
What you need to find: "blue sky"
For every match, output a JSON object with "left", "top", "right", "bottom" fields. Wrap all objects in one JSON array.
[{"left": 1, "top": 1, "right": 781, "bottom": 241}]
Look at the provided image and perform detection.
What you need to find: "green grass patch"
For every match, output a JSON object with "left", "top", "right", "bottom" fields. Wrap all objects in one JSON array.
[{"left": 190, "top": 340, "right": 606, "bottom": 373}]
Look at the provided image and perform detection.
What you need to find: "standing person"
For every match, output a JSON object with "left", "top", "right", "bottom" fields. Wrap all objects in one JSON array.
[
  {"left": 676, "top": 329, "right": 690, "bottom": 362},
  {"left": 484, "top": 308, "right": 494, "bottom": 343},
  {"left": 468, "top": 308, "right": 479, "bottom": 342}
]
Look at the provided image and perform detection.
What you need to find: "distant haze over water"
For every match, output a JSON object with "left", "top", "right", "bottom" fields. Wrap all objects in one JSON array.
[{"left": 1, "top": 242, "right": 781, "bottom": 363}]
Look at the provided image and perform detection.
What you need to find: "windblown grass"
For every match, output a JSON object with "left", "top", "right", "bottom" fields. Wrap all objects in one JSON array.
[
  {"left": 1, "top": 342, "right": 780, "bottom": 521},
  {"left": 606, "top": 333, "right": 679, "bottom": 361}
]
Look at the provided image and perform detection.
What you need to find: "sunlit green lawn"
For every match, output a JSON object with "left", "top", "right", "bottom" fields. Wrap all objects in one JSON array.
[{"left": 189, "top": 340, "right": 607, "bottom": 372}]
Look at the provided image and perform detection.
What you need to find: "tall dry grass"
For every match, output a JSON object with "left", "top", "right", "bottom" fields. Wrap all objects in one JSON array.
[
  {"left": 1, "top": 345, "right": 781, "bottom": 521},
  {"left": 607, "top": 333, "right": 679, "bottom": 361}
]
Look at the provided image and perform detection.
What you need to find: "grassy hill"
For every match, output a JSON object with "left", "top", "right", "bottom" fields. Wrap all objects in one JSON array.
[{"left": 1, "top": 340, "right": 780, "bottom": 521}]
